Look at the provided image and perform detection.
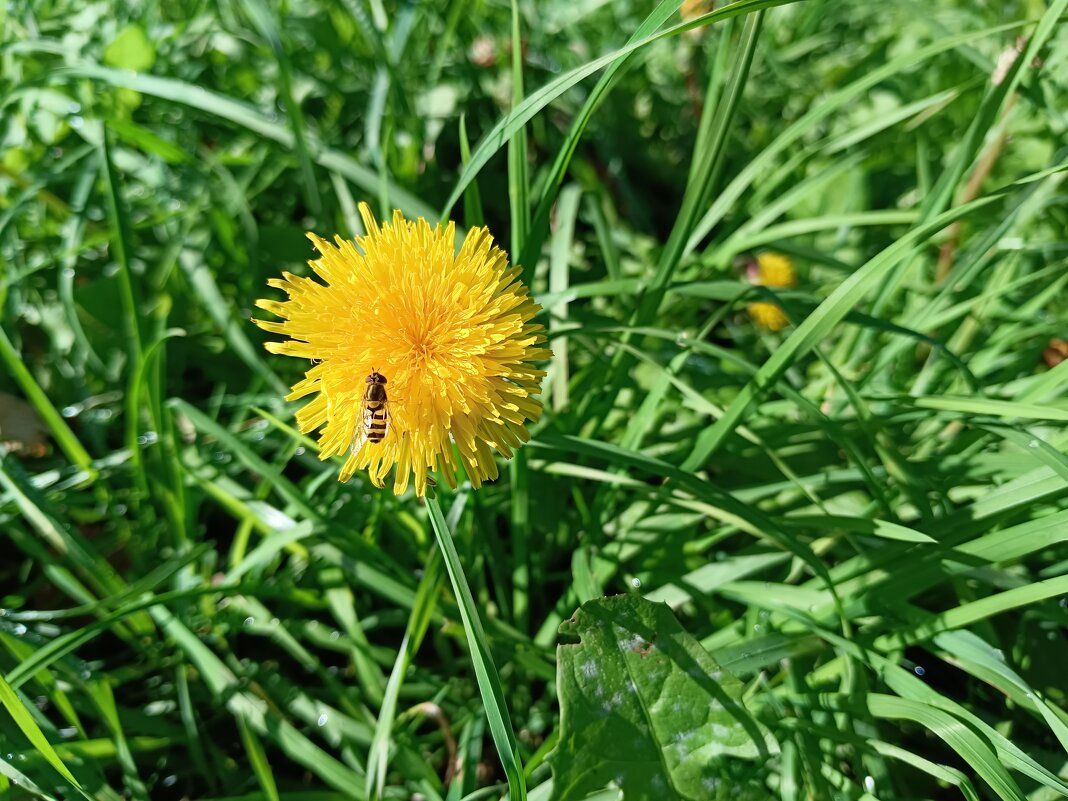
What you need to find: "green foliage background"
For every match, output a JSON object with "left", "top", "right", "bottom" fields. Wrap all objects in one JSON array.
[{"left": 2, "top": 0, "right": 1068, "bottom": 799}]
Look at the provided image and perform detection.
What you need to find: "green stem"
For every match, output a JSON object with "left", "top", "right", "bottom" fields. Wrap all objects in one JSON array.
[
  {"left": 0, "top": 325, "right": 96, "bottom": 480},
  {"left": 425, "top": 494, "right": 526, "bottom": 801}
]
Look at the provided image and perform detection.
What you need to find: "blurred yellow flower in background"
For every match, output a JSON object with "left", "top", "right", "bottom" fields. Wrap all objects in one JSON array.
[
  {"left": 681, "top": 0, "right": 715, "bottom": 22},
  {"left": 681, "top": 0, "right": 715, "bottom": 40},
  {"left": 255, "top": 204, "right": 548, "bottom": 496},
  {"left": 746, "top": 251, "right": 796, "bottom": 332}
]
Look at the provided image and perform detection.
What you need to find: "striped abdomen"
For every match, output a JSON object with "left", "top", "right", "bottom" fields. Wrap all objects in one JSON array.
[{"left": 365, "top": 400, "right": 389, "bottom": 443}]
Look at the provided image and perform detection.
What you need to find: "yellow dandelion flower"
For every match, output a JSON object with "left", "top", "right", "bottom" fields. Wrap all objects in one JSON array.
[
  {"left": 681, "top": 0, "right": 714, "bottom": 22},
  {"left": 755, "top": 251, "right": 796, "bottom": 288},
  {"left": 253, "top": 203, "right": 549, "bottom": 496},
  {"left": 746, "top": 301, "right": 791, "bottom": 332},
  {"left": 746, "top": 251, "right": 796, "bottom": 331},
  {"left": 680, "top": 0, "right": 714, "bottom": 39}
]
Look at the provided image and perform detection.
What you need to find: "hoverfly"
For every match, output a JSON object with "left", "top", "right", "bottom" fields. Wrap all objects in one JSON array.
[{"left": 350, "top": 371, "right": 390, "bottom": 453}]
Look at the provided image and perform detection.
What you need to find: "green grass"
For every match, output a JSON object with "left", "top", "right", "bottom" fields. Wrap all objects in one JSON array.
[{"left": 3, "top": 0, "right": 1068, "bottom": 799}]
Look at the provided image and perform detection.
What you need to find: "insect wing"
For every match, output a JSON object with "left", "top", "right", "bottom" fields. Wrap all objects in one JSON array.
[{"left": 350, "top": 397, "right": 370, "bottom": 454}]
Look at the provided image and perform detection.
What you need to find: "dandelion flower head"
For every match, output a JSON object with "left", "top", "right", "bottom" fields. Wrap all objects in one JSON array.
[
  {"left": 680, "top": 0, "right": 715, "bottom": 39},
  {"left": 753, "top": 251, "right": 796, "bottom": 289},
  {"left": 254, "top": 203, "right": 549, "bottom": 496},
  {"left": 680, "top": 0, "right": 715, "bottom": 23},
  {"left": 746, "top": 251, "right": 796, "bottom": 332}
]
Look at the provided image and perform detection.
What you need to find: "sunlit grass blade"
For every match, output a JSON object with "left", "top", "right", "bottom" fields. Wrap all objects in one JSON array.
[
  {"left": 237, "top": 717, "right": 281, "bottom": 801},
  {"left": 547, "top": 184, "right": 580, "bottom": 411},
  {"left": 517, "top": 0, "right": 684, "bottom": 269},
  {"left": 866, "top": 695, "right": 1025, "bottom": 801},
  {"left": 48, "top": 65, "right": 434, "bottom": 220},
  {"left": 682, "top": 164, "right": 1068, "bottom": 471},
  {"left": 86, "top": 678, "right": 148, "bottom": 800},
  {"left": 507, "top": 0, "right": 532, "bottom": 636},
  {"left": 441, "top": 0, "right": 799, "bottom": 220},
  {"left": 0, "top": 673, "right": 87, "bottom": 797},
  {"left": 459, "top": 114, "right": 484, "bottom": 228},
  {"left": 168, "top": 398, "right": 318, "bottom": 520},
  {"left": 907, "top": 396, "right": 1068, "bottom": 421},
  {"left": 367, "top": 538, "right": 446, "bottom": 800},
  {"left": 240, "top": 0, "right": 323, "bottom": 218},
  {"left": 99, "top": 126, "right": 143, "bottom": 369},
  {"left": 426, "top": 494, "right": 526, "bottom": 801},
  {"left": 508, "top": 0, "right": 529, "bottom": 257},
  {"left": 151, "top": 605, "right": 369, "bottom": 795},
  {"left": 870, "top": 740, "right": 981, "bottom": 801},
  {"left": 636, "top": 9, "right": 764, "bottom": 322},
  {"left": 683, "top": 19, "right": 1031, "bottom": 256}
]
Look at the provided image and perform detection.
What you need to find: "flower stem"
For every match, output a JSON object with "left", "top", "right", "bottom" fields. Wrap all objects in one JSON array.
[{"left": 425, "top": 494, "right": 527, "bottom": 801}]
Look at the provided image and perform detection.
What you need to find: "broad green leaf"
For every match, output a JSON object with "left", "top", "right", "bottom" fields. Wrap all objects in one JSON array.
[{"left": 550, "top": 595, "right": 776, "bottom": 801}]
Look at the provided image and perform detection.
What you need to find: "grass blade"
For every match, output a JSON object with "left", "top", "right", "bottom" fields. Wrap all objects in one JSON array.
[
  {"left": 0, "top": 326, "right": 95, "bottom": 478},
  {"left": 441, "top": 0, "right": 799, "bottom": 220},
  {"left": 0, "top": 673, "right": 86, "bottom": 795},
  {"left": 426, "top": 493, "right": 526, "bottom": 801},
  {"left": 682, "top": 165, "right": 1067, "bottom": 471},
  {"left": 367, "top": 538, "right": 446, "bottom": 800},
  {"left": 240, "top": 0, "right": 323, "bottom": 218}
]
